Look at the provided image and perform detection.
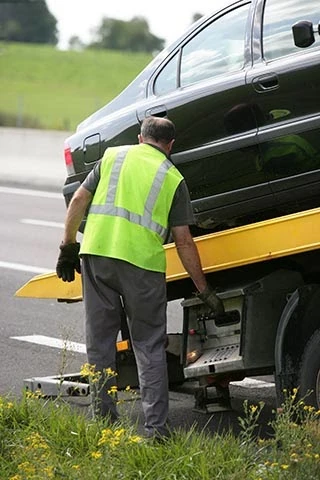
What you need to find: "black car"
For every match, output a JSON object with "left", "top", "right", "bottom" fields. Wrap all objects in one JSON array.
[{"left": 63, "top": 0, "right": 320, "bottom": 234}]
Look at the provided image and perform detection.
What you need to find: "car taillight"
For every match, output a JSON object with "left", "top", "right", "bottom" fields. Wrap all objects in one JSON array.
[{"left": 64, "top": 144, "right": 75, "bottom": 175}]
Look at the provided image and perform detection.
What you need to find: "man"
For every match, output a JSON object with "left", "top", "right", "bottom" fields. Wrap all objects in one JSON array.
[{"left": 56, "top": 116, "right": 223, "bottom": 439}]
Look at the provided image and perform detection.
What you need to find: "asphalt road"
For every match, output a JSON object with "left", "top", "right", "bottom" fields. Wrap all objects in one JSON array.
[
  {"left": 0, "top": 186, "right": 85, "bottom": 395},
  {"left": 0, "top": 129, "right": 277, "bottom": 437}
]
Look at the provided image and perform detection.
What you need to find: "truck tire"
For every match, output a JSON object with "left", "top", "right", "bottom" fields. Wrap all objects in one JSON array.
[{"left": 298, "top": 329, "right": 320, "bottom": 409}]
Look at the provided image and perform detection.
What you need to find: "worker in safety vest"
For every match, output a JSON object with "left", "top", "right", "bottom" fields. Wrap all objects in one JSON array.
[{"left": 56, "top": 116, "right": 223, "bottom": 440}]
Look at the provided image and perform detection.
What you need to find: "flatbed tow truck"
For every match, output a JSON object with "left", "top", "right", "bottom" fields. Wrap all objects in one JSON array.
[{"left": 16, "top": 206, "right": 320, "bottom": 411}]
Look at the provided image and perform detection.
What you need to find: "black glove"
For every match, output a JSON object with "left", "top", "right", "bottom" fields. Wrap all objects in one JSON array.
[
  {"left": 56, "top": 242, "right": 81, "bottom": 282},
  {"left": 197, "top": 284, "right": 225, "bottom": 315}
]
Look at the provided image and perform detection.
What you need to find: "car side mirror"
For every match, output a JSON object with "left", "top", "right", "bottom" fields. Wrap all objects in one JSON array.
[{"left": 292, "top": 20, "right": 319, "bottom": 48}]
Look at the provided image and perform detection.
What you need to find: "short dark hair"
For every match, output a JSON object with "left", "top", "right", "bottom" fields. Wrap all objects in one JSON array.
[{"left": 140, "top": 116, "right": 175, "bottom": 143}]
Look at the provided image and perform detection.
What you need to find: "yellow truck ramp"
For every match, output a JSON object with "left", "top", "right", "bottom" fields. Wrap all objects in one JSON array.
[{"left": 15, "top": 206, "right": 320, "bottom": 301}]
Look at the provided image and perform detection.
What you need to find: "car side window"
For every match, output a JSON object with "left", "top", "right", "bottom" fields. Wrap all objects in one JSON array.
[
  {"left": 154, "top": 3, "right": 250, "bottom": 95},
  {"left": 154, "top": 53, "right": 178, "bottom": 96},
  {"left": 180, "top": 3, "right": 250, "bottom": 87},
  {"left": 263, "top": 0, "right": 320, "bottom": 62}
]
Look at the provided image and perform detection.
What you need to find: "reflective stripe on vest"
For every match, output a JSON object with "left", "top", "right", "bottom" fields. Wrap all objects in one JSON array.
[{"left": 89, "top": 146, "right": 176, "bottom": 241}]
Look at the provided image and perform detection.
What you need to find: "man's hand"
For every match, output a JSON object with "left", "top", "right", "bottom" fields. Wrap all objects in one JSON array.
[
  {"left": 197, "top": 284, "right": 225, "bottom": 315},
  {"left": 56, "top": 242, "right": 81, "bottom": 282}
]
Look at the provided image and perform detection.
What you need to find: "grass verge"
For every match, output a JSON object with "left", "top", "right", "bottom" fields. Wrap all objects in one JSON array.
[{"left": 0, "top": 388, "right": 320, "bottom": 479}]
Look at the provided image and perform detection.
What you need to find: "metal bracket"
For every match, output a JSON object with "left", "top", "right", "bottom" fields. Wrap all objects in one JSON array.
[
  {"left": 24, "top": 373, "right": 90, "bottom": 398},
  {"left": 193, "top": 385, "right": 232, "bottom": 413}
]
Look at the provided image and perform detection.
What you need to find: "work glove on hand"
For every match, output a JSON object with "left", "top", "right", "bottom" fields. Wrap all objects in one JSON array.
[
  {"left": 197, "top": 284, "right": 225, "bottom": 315},
  {"left": 56, "top": 242, "right": 81, "bottom": 282}
]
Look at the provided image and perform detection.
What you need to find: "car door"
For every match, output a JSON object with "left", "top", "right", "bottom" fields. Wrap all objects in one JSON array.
[
  {"left": 137, "top": 0, "right": 275, "bottom": 230},
  {"left": 248, "top": 0, "right": 320, "bottom": 215}
]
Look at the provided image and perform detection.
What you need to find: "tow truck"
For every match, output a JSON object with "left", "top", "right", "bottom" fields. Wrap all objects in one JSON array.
[{"left": 16, "top": 205, "right": 320, "bottom": 412}]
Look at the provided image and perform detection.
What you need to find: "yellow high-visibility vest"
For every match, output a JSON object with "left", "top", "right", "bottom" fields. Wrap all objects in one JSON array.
[{"left": 80, "top": 143, "right": 183, "bottom": 272}]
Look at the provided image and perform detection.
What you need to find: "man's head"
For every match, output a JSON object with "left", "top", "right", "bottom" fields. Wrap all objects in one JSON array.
[{"left": 139, "top": 116, "right": 175, "bottom": 155}]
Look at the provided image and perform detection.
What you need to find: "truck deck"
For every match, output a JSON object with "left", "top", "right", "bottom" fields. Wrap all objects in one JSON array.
[{"left": 15, "top": 206, "right": 320, "bottom": 301}]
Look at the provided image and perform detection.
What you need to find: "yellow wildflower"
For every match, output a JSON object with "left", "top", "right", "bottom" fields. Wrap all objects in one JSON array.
[
  {"left": 108, "top": 385, "right": 118, "bottom": 395},
  {"left": 114, "top": 428, "right": 125, "bottom": 437},
  {"left": 26, "top": 432, "right": 49, "bottom": 451},
  {"left": 80, "top": 363, "right": 102, "bottom": 383},
  {"left": 97, "top": 428, "right": 113, "bottom": 446},
  {"left": 129, "top": 435, "right": 142, "bottom": 443},
  {"left": 91, "top": 451, "right": 102, "bottom": 459},
  {"left": 18, "top": 462, "right": 36, "bottom": 475},
  {"left": 43, "top": 466, "right": 54, "bottom": 478}
]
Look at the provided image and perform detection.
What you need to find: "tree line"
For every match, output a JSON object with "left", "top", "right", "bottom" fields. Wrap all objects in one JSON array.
[{"left": 0, "top": 0, "right": 201, "bottom": 53}]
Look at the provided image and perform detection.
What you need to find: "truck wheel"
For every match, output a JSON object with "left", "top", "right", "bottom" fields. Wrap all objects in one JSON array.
[{"left": 298, "top": 329, "right": 320, "bottom": 409}]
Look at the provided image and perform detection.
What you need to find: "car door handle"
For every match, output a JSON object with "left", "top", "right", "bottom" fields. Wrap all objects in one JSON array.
[
  {"left": 145, "top": 105, "right": 167, "bottom": 118},
  {"left": 252, "top": 74, "right": 279, "bottom": 93}
]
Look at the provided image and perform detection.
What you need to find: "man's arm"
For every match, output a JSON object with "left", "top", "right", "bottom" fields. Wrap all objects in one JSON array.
[
  {"left": 62, "top": 185, "right": 93, "bottom": 244},
  {"left": 171, "top": 225, "right": 225, "bottom": 314},
  {"left": 171, "top": 225, "right": 207, "bottom": 293},
  {"left": 56, "top": 186, "right": 93, "bottom": 282}
]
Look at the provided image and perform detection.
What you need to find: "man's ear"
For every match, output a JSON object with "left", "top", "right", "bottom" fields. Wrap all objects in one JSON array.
[
  {"left": 138, "top": 134, "right": 143, "bottom": 144},
  {"left": 168, "top": 139, "right": 175, "bottom": 152}
]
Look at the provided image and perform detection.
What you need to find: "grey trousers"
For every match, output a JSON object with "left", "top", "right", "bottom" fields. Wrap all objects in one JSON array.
[{"left": 81, "top": 255, "right": 169, "bottom": 436}]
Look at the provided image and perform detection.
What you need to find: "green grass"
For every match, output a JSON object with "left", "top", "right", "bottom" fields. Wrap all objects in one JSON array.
[
  {"left": 0, "top": 42, "right": 152, "bottom": 131},
  {"left": 1, "top": 389, "right": 320, "bottom": 479}
]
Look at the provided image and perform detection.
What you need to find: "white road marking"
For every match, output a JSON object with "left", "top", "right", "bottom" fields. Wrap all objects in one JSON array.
[
  {"left": 21, "top": 218, "right": 64, "bottom": 228},
  {"left": 0, "top": 261, "right": 51, "bottom": 273},
  {"left": 11, "top": 335, "right": 86, "bottom": 354},
  {"left": 0, "top": 186, "right": 62, "bottom": 199}
]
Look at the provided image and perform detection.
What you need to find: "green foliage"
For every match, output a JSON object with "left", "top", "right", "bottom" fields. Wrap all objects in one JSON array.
[
  {"left": 238, "top": 399, "right": 265, "bottom": 446},
  {"left": 0, "top": 42, "right": 151, "bottom": 131},
  {"left": 90, "top": 16, "right": 165, "bottom": 53},
  {"left": 0, "top": 390, "right": 320, "bottom": 480},
  {"left": 247, "top": 389, "right": 320, "bottom": 479},
  {"left": 0, "top": 0, "right": 57, "bottom": 45}
]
